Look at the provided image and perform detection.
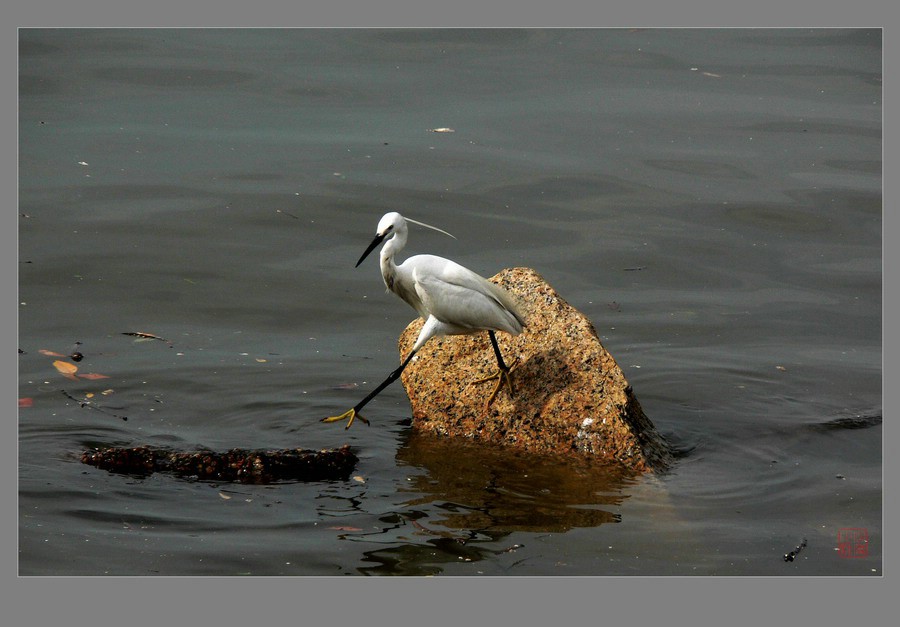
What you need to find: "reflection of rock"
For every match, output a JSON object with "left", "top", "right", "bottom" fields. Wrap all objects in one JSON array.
[
  {"left": 81, "top": 445, "right": 358, "bottom": 483},
  {"left": 395, "top": 432, "right": 635, "bottom": 534},
  {"left": 357, "top": 520, "right": 517, "bottom": 576},
  {"left": 398, "top": 267, "right": 672, "bottom": 472}
]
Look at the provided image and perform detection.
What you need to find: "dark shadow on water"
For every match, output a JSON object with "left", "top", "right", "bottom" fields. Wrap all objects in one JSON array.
[
  {"left": 807, "top": 412, "right": 882, "bottom": 432},
  {"left": 659, "top": 430, "right": 700, "bottom": 460}
]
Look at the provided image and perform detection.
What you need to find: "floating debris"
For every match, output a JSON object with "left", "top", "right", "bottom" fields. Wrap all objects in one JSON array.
[
  {"left": 52, "top": 360, "right": 78, "bottom": 376},
  {"left": 81, "top": 444, "right": 358, "bottom": 484},
  {"left": 122, "top": 331, "right": 171, "bottom": 343},
  {"left": 62, "top": 389, "right": 128, "bottom": 421},
  {"left": 275, "top": 208, "right": 302, "bottom": 220},
  {"left": 784, "top": 538, "right": 807, "bottom": 562}
]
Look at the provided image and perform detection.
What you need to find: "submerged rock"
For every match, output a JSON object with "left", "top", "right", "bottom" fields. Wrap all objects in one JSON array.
[{"left": 398, "top": 267, "right": 672, "bottom": 472}]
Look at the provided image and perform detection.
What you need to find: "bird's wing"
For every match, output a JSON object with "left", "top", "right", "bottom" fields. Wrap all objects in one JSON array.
[{"left": 411, "top": 257, "right": 524, "bottom": 334}]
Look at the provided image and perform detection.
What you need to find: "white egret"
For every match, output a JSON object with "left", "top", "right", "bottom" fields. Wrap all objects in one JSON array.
[{"left": 323, "top": 212, "right": 525, "bottom": 429}]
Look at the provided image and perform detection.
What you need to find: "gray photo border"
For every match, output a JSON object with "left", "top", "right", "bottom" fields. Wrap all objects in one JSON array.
[{"left": 5, "top": 1, "right": 893, "bottom": 626}]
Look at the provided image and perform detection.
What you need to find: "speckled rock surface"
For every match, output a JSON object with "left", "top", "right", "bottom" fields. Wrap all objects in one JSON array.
[{"left": 398, "top": 267, "right": 672, "bottom": 472}]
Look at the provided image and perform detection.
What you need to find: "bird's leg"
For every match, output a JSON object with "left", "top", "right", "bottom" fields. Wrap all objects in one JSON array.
[
  {"left": 322, "top": 350, "right": 417, "bottom": 429},
  {"left": 470, "top": 331, "right": 517, "bottom": 410}
]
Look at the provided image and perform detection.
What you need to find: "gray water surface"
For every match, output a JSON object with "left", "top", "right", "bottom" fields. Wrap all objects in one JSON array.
[{"left": 19, "top": 28, "right": 881, "bottom": 575}]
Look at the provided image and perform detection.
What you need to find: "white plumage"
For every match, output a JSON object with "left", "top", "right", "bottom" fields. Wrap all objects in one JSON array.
[{"left": 323, "top": 212, "right": 525, "bottom": 429}]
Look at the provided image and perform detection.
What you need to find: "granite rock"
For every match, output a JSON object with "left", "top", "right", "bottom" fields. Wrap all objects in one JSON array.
[{"left": 398, "top": 267, "right": 672, "bottom": 472}]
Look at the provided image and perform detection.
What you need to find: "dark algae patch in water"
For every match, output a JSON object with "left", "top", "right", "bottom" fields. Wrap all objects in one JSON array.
[{"left": 81, "top": 444, "right": 358, "bottom": 483}]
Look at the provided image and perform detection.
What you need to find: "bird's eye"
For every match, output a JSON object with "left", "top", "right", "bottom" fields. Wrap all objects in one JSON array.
[{"left": 386, "top": 225, "right": 394, "bottom": 231}]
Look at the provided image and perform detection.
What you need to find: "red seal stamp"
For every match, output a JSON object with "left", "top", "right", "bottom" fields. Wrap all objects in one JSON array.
[{"left": 837, "top": 528, "right": 869, "bottom": 558}]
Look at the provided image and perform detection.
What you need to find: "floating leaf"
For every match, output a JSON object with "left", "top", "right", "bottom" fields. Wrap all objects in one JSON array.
[
  {"left": 353, "top": 475, "right": 366, "bottom": 483},
  {"left": 53, "top": 360, "right": 78, "bottom": 375},
  {"left": 328, "top": 526, "right": 362, "bottom": 532},
  {"left": 77, "top": 373, "right": 111, "bottom": 380},
  {"left": 429, "top": 127, "right": 455, "bottom": 133},
  {"left": 39, "top": 349, "right": 66, "bottom": 357},
  {"left": 218, "top": 492, "right": 232, "bottom": 500},
  {"left": 18, "top": 398, "right": 33, "bottom": 408}
]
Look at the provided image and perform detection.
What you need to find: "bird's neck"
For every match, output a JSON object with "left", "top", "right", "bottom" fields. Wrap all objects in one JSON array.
[
  {"left": 380, "top": 233, "right": 404, "bottom": 291},
  {"left": 379, "top": 250, "right": 395, "bottom": 289}
]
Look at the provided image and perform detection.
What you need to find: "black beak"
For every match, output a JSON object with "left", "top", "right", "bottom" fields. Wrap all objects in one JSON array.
[{"left": 356, "top": 233, "right": 386, "bottom": 267}]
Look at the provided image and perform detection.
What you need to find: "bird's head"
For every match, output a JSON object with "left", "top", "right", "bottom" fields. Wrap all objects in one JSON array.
[
  {"left": 355, "top": 212, "right": 404, "bottom": 267},
  {"left": 355, "top": 212, "right": 455, "bottom": 267},
  {"left": 377, "top": 212, "right": 406, "bottom": 237}
]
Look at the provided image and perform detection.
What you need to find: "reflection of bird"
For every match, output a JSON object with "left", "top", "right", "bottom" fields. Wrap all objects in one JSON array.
[{"left": 323, "top": 212, "right": 525, "bottom": 429}]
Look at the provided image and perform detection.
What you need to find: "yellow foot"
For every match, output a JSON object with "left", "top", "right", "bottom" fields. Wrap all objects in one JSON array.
[
  {"left": 470, "top": 360, "right": 518, "bottom": 410},
  {"left": 322, "top": 408, "right": 370, "bottom": 430}
]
